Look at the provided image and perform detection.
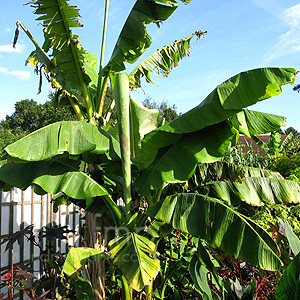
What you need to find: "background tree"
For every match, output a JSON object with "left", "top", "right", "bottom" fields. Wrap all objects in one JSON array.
[
  {"left": 143, "top": 96, "right": 181, "bottom": 122},
  {"left": 284, "top": 126, "right": 300, "bottom": 138},
  {"left": 0, "top": 96, "right": 76, "bottom": 155}
]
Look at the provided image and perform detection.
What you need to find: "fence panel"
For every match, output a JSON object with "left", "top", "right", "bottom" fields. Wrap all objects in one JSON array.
[{"left": 0, "top": 187, "right": 84, "bottom": 299}]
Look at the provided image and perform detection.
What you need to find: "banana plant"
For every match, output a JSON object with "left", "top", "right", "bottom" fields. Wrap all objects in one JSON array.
[{"left": 1, "top": 0, "right": 299, "bottom": 299}]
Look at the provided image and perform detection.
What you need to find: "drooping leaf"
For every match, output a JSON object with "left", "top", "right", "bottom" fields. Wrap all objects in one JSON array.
[
  {"left": 63, "top": 247, "right": 108, "bottom": 277},
  {"left": 231, "top": 110, "right": 285, "bottom": 137},
  {"left": 105, "top": 0, "right": 179, "bottom": 72},
  {"left": 0, "top": 158, "right": 108, "bottom": 199},
  {"left": 140, "top": 68, "right": 296, "bottom": 168},
  {"left": 135, "top": 121, "right": 234, "bottom": 196},
  {"left": 129, "top": 31, "right": 207, "bottom": 89},
  {"left": 193, "top": 161, "right": 245, "bottom": 185},
  {"left": 276, "top": 252, "right": 300, "bottom": 300},
  {"left": 189, "top": 255, "right": 221, "bottom": 300},
  {"left": 243, "top": 166, "right": 283, "bottom": 179},
  {"left": 148, "top": 193, "right": 282, "bottom": 270},
  {"left": 5, "top": 121, "right": 110, "bottom": 161},
  {"left": 206, "top": 177, "right": 300, "bottom": 206},
  {"left": 196, "top": 240, "right": 222, "bottom": 289},
  {"left": 108, "top": 232, "right": 160, "bottom": 291}
]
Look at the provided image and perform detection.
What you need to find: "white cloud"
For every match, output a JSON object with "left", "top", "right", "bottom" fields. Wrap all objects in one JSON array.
[
  {"left": 0, "top": 43, "right": 26, "bottom": 53},
  {"left": 256, "top": 3, "right": 300, "bottom": 65},
  {"left": 251, "top": 0, "right": 283, "bottom": 17},
  {"left": 5, "top": 28, "right": 11, "bottom": 33},
  {"left": 284, "top": 4, "right": 300, "bottom": 27},
  {"left": 8, "top": 70, "right": 30, "bottom": 80},
  {"left": 0, "top": 67, "right": 30, "bottom": 80}
]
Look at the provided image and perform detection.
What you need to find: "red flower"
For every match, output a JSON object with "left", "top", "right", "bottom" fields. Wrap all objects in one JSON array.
[{"left": 3, "top": 272, "right": 11, "bottom": 281}]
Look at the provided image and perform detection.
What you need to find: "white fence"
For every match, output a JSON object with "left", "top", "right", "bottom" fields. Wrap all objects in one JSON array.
[{"left": 0, "top": 187, "right": 84, "bottom": 298}]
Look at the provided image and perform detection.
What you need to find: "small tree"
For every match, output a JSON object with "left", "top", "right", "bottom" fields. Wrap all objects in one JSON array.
[
  {"left": 143, "top": 97, "right": 181, "bottom": 122},
  {"left": 0, "top": 98, "right": 76, "bottom": 155}
]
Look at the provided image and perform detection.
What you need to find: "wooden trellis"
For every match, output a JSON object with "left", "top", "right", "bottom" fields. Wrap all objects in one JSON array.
[{"left": 0, "top": 187, "right": 84, "bottom": 299}]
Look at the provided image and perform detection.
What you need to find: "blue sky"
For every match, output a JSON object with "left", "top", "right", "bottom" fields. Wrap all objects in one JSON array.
[{"left": 0, "top": 0, "right": 300, "bottom": 130}]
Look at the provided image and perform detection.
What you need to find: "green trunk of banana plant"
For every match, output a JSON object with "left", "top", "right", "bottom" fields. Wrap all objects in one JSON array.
[
  {"left": 83, "top": 213, "right": 106, "bottom": 300},
  {"left": 113, "top": 73, "right": 132, "bottom": 222}
]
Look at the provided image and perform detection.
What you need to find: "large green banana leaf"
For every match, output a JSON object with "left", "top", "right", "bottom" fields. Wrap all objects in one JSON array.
[
  {"left": 140, "top": 68, "right": 296, "bottom": 168},
  {"left": 105, "top": 0, "right": 179, "bottom": 72},
  {"left": 243, "top": 166, "right": 283, "bottom": 179},
  {"left": 0, "top": 158, "right": 108, "bottom": 199},
  {"left": 192, "top": 162, "right": 283, "bottom": 187},
  {"left": 206, "top": 177, "right": 300, "bottom": 206},
  {"left": 231, "top": 109, "right": 286, "bottom": 137},
  {"left": 189, "top": 255, "right": 221, "bottom": 300},
  {"left": 108, "top": 232, "right": 160, "bottom": 291},
  {"left": 276, "top": 252, "right": 300, "bottom": 300},
  {"left": 129, "top": 97, "right": 159, "bottom": 162},
  {"left": 135, "top": 121, "right": 235, "bottom": 196},
  {"left": 193, "top": 161, "right": 246, "bottom": 184},
  {"left": 63, "top": 247, "right": 108, "bottom": 277},
  {"left": 285, "top": 220, "right": 300, "bottom": 257},
  {"left": 5, "top": 121, "right": 110, "bottom": 161},
  {"left": 129, "top": 30, "right": 206, "bottom": 89},
  {"left": 189, "top": 240, "right": 223, "bottom": 299},
  {"left": 148, "top": 193, "right": 282, "bottom": 270}
]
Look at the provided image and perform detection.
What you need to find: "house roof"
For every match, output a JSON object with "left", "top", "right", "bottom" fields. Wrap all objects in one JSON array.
[{"left": 238, "top": 135, "right": 288, "bottom": 155}]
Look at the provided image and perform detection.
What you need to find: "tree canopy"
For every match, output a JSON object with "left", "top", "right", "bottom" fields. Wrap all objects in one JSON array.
[
  {"left": 142, "top": 97, "right": 181, "bottom": 123},
  {"left": 0, "top": 97, "right": 76, "bottom": 155}
]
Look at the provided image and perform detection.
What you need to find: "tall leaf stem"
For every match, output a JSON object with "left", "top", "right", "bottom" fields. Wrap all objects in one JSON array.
[
  {"left": 67, "top": 95, "right": 84, "bottom": 120},
  {"left": 96, "top": 0, "right": 110, "bottom": 112},
  {"left": 16, "top": 21, "right": 47, "bottom": 59},
  {"left": 98, "top": 67, "right": 111, "bottom": 116},
  {"left": 113, "top": 73, "right": 132, "bottom": 222}
]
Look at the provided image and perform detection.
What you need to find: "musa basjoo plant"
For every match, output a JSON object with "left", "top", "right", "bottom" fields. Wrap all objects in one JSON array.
[{"left": 0, "top": 0, "right": 299, "bottom": 299}]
